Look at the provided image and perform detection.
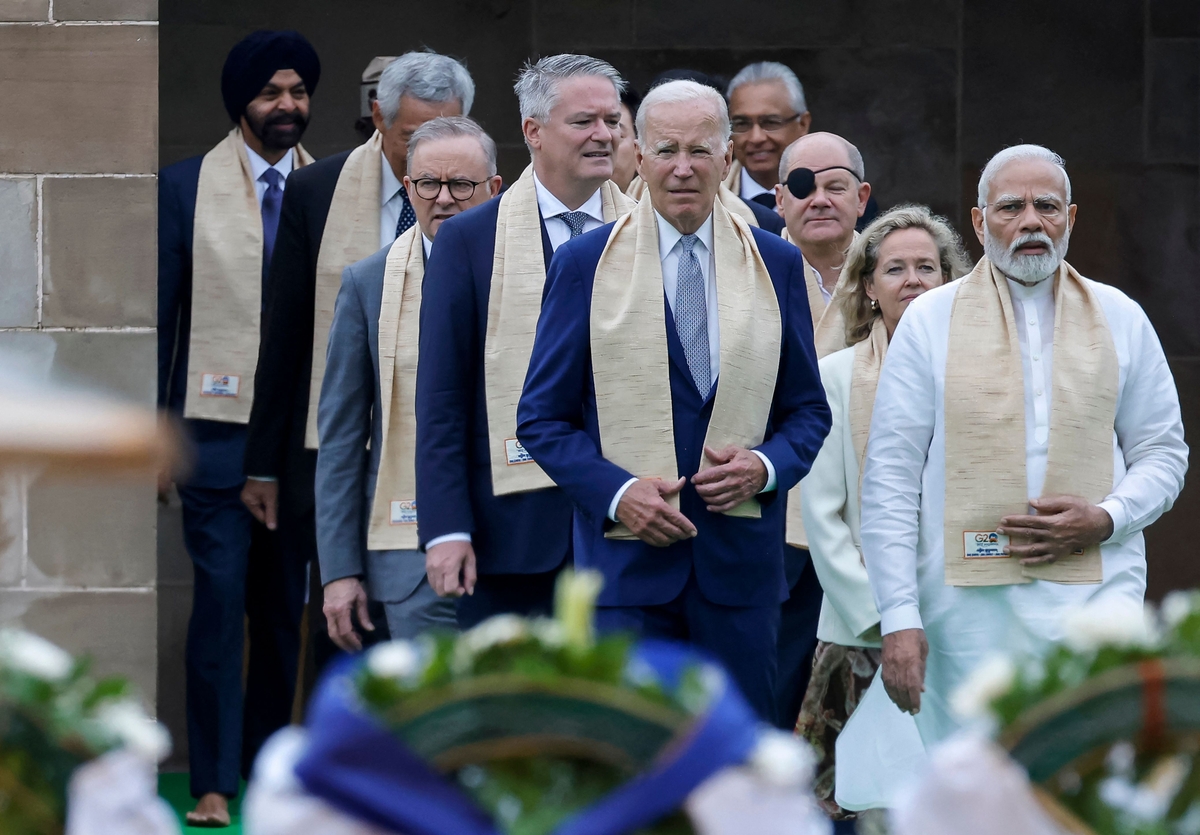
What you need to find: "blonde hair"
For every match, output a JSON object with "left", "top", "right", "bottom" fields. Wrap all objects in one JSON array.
[{"left": 838, "top": 204, "right": 972, "bottom": 345}]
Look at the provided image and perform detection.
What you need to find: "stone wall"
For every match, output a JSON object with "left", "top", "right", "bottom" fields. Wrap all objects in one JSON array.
[{"left": 0, "top": 2, "right": 158, "bottom": 704}]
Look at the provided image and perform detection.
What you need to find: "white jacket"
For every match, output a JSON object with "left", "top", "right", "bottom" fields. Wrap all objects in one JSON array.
[{"left": 800, "top": 347, "right": 882, "bottom": 648}]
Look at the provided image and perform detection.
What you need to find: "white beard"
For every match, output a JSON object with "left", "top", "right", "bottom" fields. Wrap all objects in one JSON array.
[{"left": 984, "top": 227, "right": 1070, "bottom": 285}]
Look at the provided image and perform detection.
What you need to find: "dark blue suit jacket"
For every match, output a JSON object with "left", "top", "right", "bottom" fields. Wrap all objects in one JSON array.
[
  {"left": 515, "top": 220, "right": 831, "bottom": 609},
  {"left": 415, "top": 196, "right": 573, "bottom": 576},
  {"left": 158, "top": 154, "right": 251, "bottom": 489}
]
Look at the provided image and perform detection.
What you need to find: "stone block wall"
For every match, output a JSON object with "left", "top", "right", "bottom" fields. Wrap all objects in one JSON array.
[{"left": 0, "top": 3, "right": 158, "bottom": 703}]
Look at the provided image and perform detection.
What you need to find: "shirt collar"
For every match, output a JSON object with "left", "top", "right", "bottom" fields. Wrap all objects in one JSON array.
[
  {"left": 739, "top": 166, "right": 771, "bottom": 199},
  {"left": 381, "top": 151, "right": 404, "bottom": 205},
  {"left": 422, "top": 234, "right": 434, "bottom": 258},
  {"left": 1006, "top": 269, "right": 1057, "bottom": 301},
  {"left": 245, "top": 144, "right": 294, "bottom": 183},
  {"left": 532, "top": 172, "right": 605, "bottom": 224},
  {"left": 654, "top": 209, "right": 715, "bottom": 262}
]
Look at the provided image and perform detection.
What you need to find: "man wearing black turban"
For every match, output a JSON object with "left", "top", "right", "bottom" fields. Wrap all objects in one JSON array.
[{"left": 158, "top": 29, "right": 321, "bottom": 828}]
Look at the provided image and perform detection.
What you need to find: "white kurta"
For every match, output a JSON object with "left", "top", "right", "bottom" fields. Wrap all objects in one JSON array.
[{"left": 860, "top": 272, "right": 1188, "bottom": 744}]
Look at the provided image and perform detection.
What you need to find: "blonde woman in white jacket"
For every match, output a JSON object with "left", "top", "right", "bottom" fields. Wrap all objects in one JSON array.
[{"left": 795, "top": 205, "right": 970, "bottom": 820}]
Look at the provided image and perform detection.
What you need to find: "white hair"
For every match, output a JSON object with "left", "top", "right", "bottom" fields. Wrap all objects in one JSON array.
[
  {"left": 778, "top": 132, "right": 865, "bottom": 183},
  {"left": 406, "top": 116, "right": 497, "bottom": 177},
  {"left": 377, "top": 51, "right": 475, "bottom": 128},
  {"left": 635, "top": 79, "right": 731, "bottom": 153},
  {"left": 513, "top": 54, "right": 625, "bottom": 123},
  {"left": 977, "top": 144, "right": 1071, "bottom": 207},
  {"left": 727, "top": 61, "right": 807, "bottom": 114}
]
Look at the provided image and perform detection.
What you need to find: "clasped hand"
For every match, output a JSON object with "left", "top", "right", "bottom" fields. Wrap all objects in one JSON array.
[
  {"left": 615, "top": 445, "right": 766, "bottom": 547},
  {"left": 997, "top": 494, "right": 1114, "bottom": 566}
]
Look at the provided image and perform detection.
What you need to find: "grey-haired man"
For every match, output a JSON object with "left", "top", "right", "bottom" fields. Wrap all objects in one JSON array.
[
  {"left": 415, "top": 54, "right": 633, "bottom": 627},
  {"left": 316, "top": 117, "right": 502, "bottom": 652},
  {"left": 726, "top": 61, "right": 811, "bottom": 209}
]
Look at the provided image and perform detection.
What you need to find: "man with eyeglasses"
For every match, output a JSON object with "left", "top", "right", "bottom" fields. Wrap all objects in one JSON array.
[
  {"left": 315, "top": 116, "right": 502, "bottom": 650},
  {"left": 726, "top": 62, "right": 812, "bottom": 210},
  {"left": 861, "top": 144, "right": 1187, "bottom": 748}
]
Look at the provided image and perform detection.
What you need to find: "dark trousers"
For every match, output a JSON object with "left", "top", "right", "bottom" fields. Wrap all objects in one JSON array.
[
  {"left": 456, "top": 560, "right": 567, "bottom": 629},
  {"left": 595, "top": 572, "right": 781, "bottom": 722},
  {"left": 774, "top": 548, "right": 824, "bottom": 730},
  {"left": 178, "top": 483, "right": 307, "bottom": 798}
]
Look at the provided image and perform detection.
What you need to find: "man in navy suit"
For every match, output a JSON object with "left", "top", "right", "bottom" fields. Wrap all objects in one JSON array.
[
  {"left": 416, "top": 54, "right": 629, "bottom": 627},
  {"left": 516, "top": 80, "right": 831, "bottom": 720},
  {"left": 157, "top": 30, "right": 319, "bottom": 827}
]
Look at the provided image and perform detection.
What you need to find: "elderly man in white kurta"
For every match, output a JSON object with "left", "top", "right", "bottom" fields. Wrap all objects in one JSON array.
[{"left": 860, "top": 144, "right": 1188, "bottom": 745}]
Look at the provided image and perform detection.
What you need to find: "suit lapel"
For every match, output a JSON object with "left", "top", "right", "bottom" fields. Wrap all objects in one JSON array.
[{"left": 539, "top": 216, "right": 553, "bottom": 268}]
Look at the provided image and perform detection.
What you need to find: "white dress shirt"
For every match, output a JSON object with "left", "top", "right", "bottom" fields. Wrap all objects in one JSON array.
[
  {"left": 859, "top": 271, "right": 1188, "bottom": 743},
  {"left": 245, "top": 145, "right": 294, "bottom": 206},
  {"left": 422, "top": 234, "right": 433, "bottom": 258},
  {"left": 605, "top": 210, "right": 777, "bottom": 521},
  {"left": 380, "top": 152, "right": 407, "bottom": 250},
  {"left": 739, "top": 166, "right": 772, "bottom": 202},
  {"left": 424, "top": 177, "right": 607, "bottom": 552},
  {"left": 534, "top": 173, "right": 606, "bottom": 246}
]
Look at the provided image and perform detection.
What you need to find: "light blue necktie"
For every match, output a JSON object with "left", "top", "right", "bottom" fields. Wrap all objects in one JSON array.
[{"left": 675, "top": 234, "right": 711, "bottom": 395}]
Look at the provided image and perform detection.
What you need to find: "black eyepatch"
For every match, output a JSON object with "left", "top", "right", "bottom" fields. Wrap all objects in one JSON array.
[{"left": 785, "top": 165, "right": 861, "bottom": 199}]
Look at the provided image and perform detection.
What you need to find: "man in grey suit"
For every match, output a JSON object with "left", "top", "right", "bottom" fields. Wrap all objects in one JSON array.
[{"left": 315, "top": 116, "right": 503, "bottom": 651}]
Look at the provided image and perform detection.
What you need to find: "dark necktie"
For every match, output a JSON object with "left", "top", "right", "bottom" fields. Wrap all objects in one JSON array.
[
  {"left": 750, "top": 192, "right": 777, "bottom": 210},
  {"left": 555, "top": 211, "right": 591, "bottom": 240},
  {"left": 260, "top": 168, "right": 284, "bottom": 269},
  {"left": 394, "top": 184, "right": 416, "bottom": 239}
]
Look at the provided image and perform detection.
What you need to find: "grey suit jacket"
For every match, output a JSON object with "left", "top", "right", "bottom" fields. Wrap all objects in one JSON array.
[{"left": 315, "top": 243, "right": 427, "bottom": 603}]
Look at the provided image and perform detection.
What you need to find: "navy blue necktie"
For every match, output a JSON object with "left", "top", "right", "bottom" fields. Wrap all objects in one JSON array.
[
  {"left": 260, "top": 167, "right": 284, "bottom": 269},
  {"left": 750, "top": 192, "right": 777, "bottom": 210},
  {"left": 395, "top": 184, "right": 416, "bottom": 238},
  {"left": 555, "top": 211, "right": 591, "bottom": 239}
]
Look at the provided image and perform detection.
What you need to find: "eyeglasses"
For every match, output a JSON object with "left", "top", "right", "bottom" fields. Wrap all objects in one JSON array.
[
  {"left": 411, "top": 178, "right": 488, "bottom": 201},
  {"left": 983, "top": 199, "right": 1065, "bottom": 220},
  {"left": 729, "top": 113, "right": 802, "bottom": 134}
]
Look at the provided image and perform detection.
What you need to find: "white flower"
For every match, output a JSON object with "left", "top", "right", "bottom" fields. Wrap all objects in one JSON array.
[
  {"left": 96, "top": 699, "right": 171, "bottom": 762},
  {"left": 367, "top": 641, "right": 422, "bottom": 681},
  {"left": 0, "top": 629, "right": 74, "bottom": 682},
  {"left": 529, "top": 618, "right": 566, "bottom": 649},
  {"left": 554, "top": 569, "right": 604, "bottom": 650},
  {"left": 951, "top": 654, "right": 1017, "bottom": 720},
  {"left": 453, "top": 614, "right": 530, "bottom": 675},
  {"left": 747, "top": 729, "right": 815, "bottom": 789},
  {"left": 1161, "top": 591, "right": 1194, "bottom": 629},
  {"left": 1062, "top": 602, "right": 1158, "bottom": 654}
]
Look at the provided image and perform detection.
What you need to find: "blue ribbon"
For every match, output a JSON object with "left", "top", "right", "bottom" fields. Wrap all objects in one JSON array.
[{"left": 294, "top": 640, "right": 762, "bottom": 835}]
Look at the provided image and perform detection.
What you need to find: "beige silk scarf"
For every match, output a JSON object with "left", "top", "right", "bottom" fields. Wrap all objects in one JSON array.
[
  {"left": 627, "top": 176, "right": 759, "bottom": 227},
  {"left": 304, "top": 131, "right": 385, "bottom": 448},
  {"left": 484, "top": 165, "right": 634, "bottom": 495},
  {"left": 365, "top": 228, "right": 425, "bottom": 550},
  {"left": 591, "top": 196, "right": 782, "bottom": 540},
  {"left": 185, "top": 128, "right": 314, "bottom": 422},
  {"left": 943, "top": 258, "right": 1117, "bottom": 586},
  {"left": 722, "top": 159, "right": 743, "bottom": 193}
]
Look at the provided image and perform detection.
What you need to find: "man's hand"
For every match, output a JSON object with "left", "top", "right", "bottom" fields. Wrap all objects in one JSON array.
[
  {"left": 241, "top": 478, "right": 279, "bottom": 530},
  {"left": 691, "top": 445, "right": 767, "bottom": 512},
  {"left": 997, "top": 495, "right": 1114, "bottom": 566},
  {"left": 882, "top": 628, "right": 927, "bottom": 715},
  {"left": 323, "top": 577, "right": 374, "bottom": 653},
  {"left": 615, "top": 477, "right": 697, "bottom": 547},
  {"left": 426, "top": 540, "right": 477, "bottom": 597}
]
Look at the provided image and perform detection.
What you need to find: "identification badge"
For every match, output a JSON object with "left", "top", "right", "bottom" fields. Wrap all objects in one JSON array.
[
  {"left": 964, "top": 531, "right": 1010, "bottom": 559},
  {"left": 200, "top": 374, "right": 240, "bottom": 398},
  {"left": 390, "top": 500, "right": 418, "bottom": 525},
  {"left": 504, "top": 438, "right": 534, "bottom": 466}
]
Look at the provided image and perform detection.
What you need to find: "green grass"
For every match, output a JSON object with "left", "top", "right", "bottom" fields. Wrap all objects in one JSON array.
[{"left": 158, "top": 773, "right": 245, "bottom": 835}]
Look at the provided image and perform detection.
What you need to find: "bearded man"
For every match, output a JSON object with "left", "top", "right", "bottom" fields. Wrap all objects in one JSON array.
[
  {"left": 860, "top": 144, "right": 1188, "bottom": 746},
  {"left": 157, "top": 29, "right": 320, "bottom": 827}
]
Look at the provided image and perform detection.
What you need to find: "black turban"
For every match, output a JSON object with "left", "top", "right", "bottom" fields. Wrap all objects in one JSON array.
[{"left": 221, "top": 30, "right": 321, "bottom": 124}]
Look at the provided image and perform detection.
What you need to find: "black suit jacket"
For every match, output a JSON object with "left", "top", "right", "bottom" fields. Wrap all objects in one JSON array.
[{"left": 244, "top": 149, "right": 352, "bottom": 511}]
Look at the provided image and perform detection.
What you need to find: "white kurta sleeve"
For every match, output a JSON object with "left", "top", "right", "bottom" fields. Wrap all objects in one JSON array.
[
  {"left": 860, "top": 309, "right": 937, "bottom": 635},
  {"left": 801, "top": 355, "right": 880, "bottom": 639},
  {"left": 1099, "top": 305, "right": 1188, "bottom": 542}
]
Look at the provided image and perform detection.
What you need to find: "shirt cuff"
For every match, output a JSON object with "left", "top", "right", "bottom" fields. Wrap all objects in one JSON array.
[
  {"left": 1098, "top": 497, "right": 1127, "bottom": 543},
  {"left": 752, "top": 450, "right": 777, "bottom": 493},
  {"left": 246, "top": 475, "right": 277, "bottom": 482},
  {"left": 426, "top": 532, "right": 471, "bottom": 549},
  {"left": 880, "top": 604, "right": 924, "bottom": 636},
  {"left": 608, "top": 478, "right": 639, "bottom": 522}
]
